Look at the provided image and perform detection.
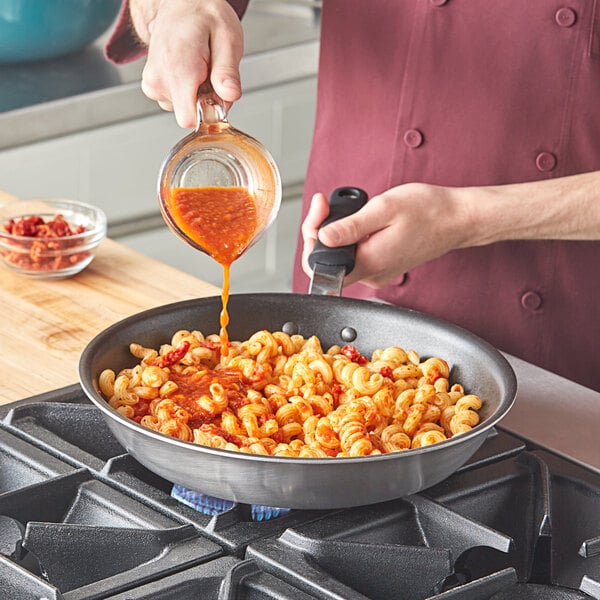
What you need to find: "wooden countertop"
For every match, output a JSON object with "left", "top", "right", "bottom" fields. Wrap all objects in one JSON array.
[{"left": 0, "top": 237, "right": 220, "bottom": 404}]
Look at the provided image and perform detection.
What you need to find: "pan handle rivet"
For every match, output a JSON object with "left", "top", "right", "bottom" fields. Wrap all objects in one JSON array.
[
  {"left": 340, "top": 327, "right": 357, "bottom": 342},
  {"left": 282, "top": 321, "right": 299, "bottom": 335}
]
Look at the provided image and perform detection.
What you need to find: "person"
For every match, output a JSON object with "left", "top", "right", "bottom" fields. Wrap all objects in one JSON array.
[{"left": 105, "top": 0, "right": 600, "bottom": 392}]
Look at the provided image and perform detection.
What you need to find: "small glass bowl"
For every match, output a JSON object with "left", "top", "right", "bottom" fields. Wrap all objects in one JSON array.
[{"left": 0, "top": 198, "right": 107, "bottom": 278}]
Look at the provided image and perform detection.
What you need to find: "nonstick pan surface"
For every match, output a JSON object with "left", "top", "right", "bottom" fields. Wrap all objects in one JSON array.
[{"left": 79, "top": 293, "right": 517, "bottom": 509}]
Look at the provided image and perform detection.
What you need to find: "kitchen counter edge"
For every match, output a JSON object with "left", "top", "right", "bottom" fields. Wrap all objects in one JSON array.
[{"left": 0, "top": 41, "right": 319, "bottom": 152}]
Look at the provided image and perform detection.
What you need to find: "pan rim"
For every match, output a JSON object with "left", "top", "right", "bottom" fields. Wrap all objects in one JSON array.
[{"left": 79, "top": 292, "right": 518, "bottom": 466}]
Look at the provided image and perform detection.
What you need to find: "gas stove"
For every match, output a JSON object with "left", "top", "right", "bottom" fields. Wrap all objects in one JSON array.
[{"left": 1, "top": 384, "right": 598, "bottom": 600}]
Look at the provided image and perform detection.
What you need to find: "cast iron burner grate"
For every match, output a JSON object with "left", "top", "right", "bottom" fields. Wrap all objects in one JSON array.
[
  {"left": 0, "top": 384, "right": 598, "bottom": 600},
  {"left": 489, "top": 583, "right": 593, "bottom": 599}
]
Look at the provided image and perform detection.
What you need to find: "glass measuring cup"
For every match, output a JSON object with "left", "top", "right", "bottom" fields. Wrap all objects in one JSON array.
[
  {"left": 157, "top": 83, "right": 282, "bottom": 354},
  {"left": 157, "top": 83, "right": 282, "bottom": 265}
]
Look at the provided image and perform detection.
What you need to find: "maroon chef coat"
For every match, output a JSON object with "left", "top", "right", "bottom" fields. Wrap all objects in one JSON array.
[
  {"left": 292, "top": 0, "right": 600, "bottom": 391},
  {"left": 106, "top": 0, "right": 600, "bottom": 391}
]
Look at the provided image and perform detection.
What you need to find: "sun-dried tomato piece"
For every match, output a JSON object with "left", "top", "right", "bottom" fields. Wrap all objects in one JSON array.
[
  {"left": 379, "top": 366, "right": 394, "bottom": 379},
  {"left": 12, "top": 215, "right": 44, "bottom": 236},
  {"left": 150, "top": 341, "right": 191, "bottom": 368},
  {"left": 341, "top": 344, "right": 368, "bottom": 364},
  {"left": 2, "top": 213, "right": 90, "bottom": 272}
]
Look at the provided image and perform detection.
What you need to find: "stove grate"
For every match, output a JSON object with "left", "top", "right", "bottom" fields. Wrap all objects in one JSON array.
[{"left": 0, "top": 385, "right": 598, "bottom": 600}]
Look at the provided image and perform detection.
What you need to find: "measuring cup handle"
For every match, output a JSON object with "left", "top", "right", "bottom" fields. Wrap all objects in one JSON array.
[{"left": 196, "top": 81, "right": 228, "bottom": 130}]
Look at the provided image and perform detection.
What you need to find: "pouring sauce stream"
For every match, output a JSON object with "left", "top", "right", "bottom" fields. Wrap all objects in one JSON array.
[{"left": 168, "top": 186, "right": 258, "bottom": 354}]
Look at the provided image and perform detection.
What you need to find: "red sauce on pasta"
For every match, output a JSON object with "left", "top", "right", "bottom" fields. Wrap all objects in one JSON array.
[
  {"left": 168, "top": 186, "right": 258, "bottom": 356},
  {"left": 169, "top": 368, "right": 250, "bottom": 428},
  {"left": 198, "top": 423, "right": 242, "bottom": 446}
]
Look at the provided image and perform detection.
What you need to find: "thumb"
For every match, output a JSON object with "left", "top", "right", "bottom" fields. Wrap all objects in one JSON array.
[
  {"left": 318, "top": 209, "right": 371, "bottom": 248},
  {"left": 210, "top": 65, "right": 242, "bottom": 104}
]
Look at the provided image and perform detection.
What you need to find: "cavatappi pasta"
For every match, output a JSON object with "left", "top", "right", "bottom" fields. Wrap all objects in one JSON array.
[{"left": 98, "top": 330, "right": 483, "bottom": 457}]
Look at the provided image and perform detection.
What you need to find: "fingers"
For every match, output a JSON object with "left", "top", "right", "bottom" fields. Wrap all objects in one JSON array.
[
  {"left": 169, "top": 54, "right": 210, "bottom": 129},
  {"left": 300, "top": 191, "right": 390, "bottom": 280},
  {"left": 141, "top": 18, "right": 209, "bottom": 128},
  {"left": 157, "top": 99, "right": 173, "bottom": 112},
  {"left": 318, "top": 193, "right": 390, "bottom": 248},
  {"left": 301, "top": 193, "right": 329, "bottom": 277},
  {"left": 301, "top": 187, "right": 413, "bottom": 288},
  {"left": 142, "top": 69, "right": 204, "bottom": 129},
  {"left": 210, "top": 14, "right": 244, "bottom": 103},
  {"left": 137, "top": 0, "right": 244, "bottom": 128}
]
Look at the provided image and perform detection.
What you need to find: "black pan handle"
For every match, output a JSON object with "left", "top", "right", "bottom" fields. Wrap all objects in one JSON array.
[{"left": 307, "top": 187, "right": 368, "bottom": 275}]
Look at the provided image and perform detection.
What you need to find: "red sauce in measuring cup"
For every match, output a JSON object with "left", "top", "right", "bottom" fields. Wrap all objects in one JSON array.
[{"left": 168, "top": 186, "right": 258, "bottom": 354}]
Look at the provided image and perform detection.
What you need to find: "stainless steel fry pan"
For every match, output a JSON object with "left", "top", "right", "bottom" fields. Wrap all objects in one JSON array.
[{"left": 79, "top": 292, "right": 517, "bottom": 509}]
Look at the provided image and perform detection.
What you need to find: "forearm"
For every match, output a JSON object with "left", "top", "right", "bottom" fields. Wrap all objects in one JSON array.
[{"left": 457, "top": 170, "right": 600, "bottom": 247}]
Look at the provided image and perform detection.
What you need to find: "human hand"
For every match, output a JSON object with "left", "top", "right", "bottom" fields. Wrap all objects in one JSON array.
[
  {"left": 301, "top": 183, "right": 469, "bottom": 288},
  {"left": 130, "top": 0, "right": 244, "bottom": 128}
]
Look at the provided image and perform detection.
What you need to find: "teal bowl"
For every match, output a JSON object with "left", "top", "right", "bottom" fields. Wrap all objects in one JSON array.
[{"left": 0, "top": 0, "right": 121, "bottom": 63}]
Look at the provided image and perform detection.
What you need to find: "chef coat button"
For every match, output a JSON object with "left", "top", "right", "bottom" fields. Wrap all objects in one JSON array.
[
  {"left": 430, "top": 0, "right": 449, "bottom": 6},
  {"left": 555, "top": 7, "right": 577, "bottom": 27},
  {"left": 404, "top": 129, "right": 424, "bottom": 148},
  {"left": 535, "top": 151, "right": 557, "bottom": 172},
  {"left": 521, "top": 291, "right": 543, "bottom": 311}
]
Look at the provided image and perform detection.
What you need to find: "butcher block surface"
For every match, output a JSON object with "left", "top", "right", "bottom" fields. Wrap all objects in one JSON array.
[{"left": 0, "top": 237, "right": 220, "bottom": 404}]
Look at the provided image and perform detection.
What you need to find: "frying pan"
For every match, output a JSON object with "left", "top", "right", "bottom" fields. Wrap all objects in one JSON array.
[{"left": 79, "top": 292, "right": 517, "bottom": 509}]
